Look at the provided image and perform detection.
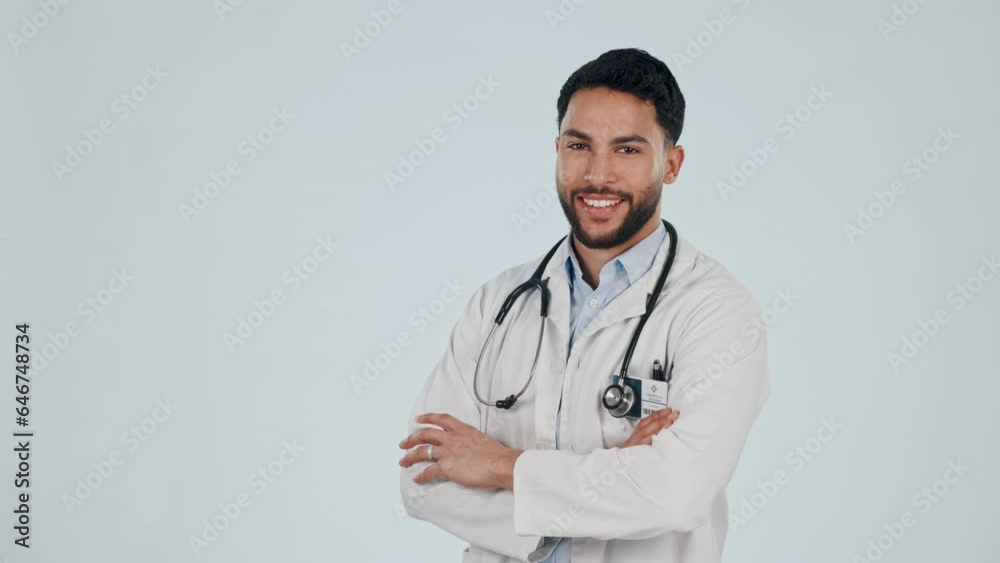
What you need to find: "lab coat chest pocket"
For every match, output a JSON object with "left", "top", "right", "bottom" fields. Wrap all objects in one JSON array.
[
  {"left": 598, "top": 333, "right": 666, "bottom": 448},
  {"left": 596, "top": 351, "right": 660, "bottom": 449}
]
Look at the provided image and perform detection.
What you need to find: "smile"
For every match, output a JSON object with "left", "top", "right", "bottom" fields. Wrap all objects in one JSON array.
[
  {"left": 578, "top": 196, "right": 624, "bottom": 217},
  {"left": 583, "top": 198, "right": 622, "bottom": 208}
]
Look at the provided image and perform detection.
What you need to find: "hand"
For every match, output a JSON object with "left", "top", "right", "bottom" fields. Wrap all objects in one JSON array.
[
  {"left": 398, "top": 413, "right": 523, "bottom": 490},
  {"left": 622, "top": 407, "right": 680, "bottom": 448}
]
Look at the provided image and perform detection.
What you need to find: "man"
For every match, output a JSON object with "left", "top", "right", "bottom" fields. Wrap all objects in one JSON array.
[{"left": 398, "top": 48, "right": 770, "bottom": 563}]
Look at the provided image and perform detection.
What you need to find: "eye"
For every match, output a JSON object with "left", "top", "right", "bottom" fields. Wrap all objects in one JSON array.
[
  {"left": 619, "top": 146, "right": 640, "bottom": 154},
  {"left": 568, "top": 143, "right": 588, "bottom": 150}
]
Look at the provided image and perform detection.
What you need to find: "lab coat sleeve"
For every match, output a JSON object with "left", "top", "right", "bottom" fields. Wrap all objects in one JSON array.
[
  {"left": 400, "top": 281, "right": 552, "bottom": 563},
  {"left": 512, "top": 287, "right": 771, "bottom": 540}
]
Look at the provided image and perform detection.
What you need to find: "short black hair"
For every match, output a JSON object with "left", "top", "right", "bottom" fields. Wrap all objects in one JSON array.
[{"left": 556, "top": 48, "right": 685, "bottom": 146}]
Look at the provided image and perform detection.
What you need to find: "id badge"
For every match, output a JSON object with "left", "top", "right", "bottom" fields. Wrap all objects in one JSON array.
[{"left": 610, "top": 374, "right": 670, "bottom": 420}]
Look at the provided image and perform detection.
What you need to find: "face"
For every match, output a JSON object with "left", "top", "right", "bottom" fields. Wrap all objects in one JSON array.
[{"left": 555, "top": 86, "right": 684, "bottom": 249}]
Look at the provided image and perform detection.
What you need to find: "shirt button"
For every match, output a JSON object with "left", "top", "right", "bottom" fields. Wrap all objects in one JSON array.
[{"left": 588, "top": 298, "right": 598, "bottom": 308}]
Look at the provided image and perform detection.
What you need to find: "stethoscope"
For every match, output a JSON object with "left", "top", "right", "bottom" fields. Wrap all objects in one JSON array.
[{"left": 472, "top": 218, "right": 678, "bottom": 418}]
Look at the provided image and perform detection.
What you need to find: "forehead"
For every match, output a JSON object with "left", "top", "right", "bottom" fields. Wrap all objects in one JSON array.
[{"left": 560, "top": 87, "right": 660, "bottom": 141}]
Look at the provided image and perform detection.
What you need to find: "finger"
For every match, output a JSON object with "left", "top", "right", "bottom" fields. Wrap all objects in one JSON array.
[
  {"left": 635, "top": 408, "right": 671, "bottom": 428},
  {"left": 628, "top": 408, "right": 671, "bottom": 437},
  {"left": 413, "top": 463, "right": 447, "bottom": 485},
  {"left": 399, "top": 428, "right": 447, "bottom": 449},
  {"left": 624, "top": 433, "right": 655, "bottom": 448},
  {"left": 398, "top": 449, "right": 420, "bottom": 468},
  {"left": 399, "top": 428, "right": 446, "bottom": 449},
  {"left": 658, "top": 409, "right": 680, "bottom": 423},
  {"left": 399, "top": 444, "right": 441, "bottom": 468},
  {"left": 634, "top": 411, "right": 680, "bottom": 442},
  {"left": 653, "top": 410, "right": 681, "bottom": 431},
  {"left": 630, "top": 425, "right": 661, "bottom": 445},
  {"left": 415, "top": 413, "right": 468, "bottom": 432},
  {"left": 625, "top": 411, "right": 668, "bottom": 446},
  {"left": 629, "top": 408, "right": 673, "bottom": 434}
]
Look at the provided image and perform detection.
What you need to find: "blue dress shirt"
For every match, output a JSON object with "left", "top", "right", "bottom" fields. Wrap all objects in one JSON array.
[{"left": 538, "top": 221, "right": 667, "bottom": 563}]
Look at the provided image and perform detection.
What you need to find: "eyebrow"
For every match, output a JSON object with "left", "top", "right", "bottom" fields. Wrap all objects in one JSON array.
[{"left": 560, "top": 128, "right": 651, "bottom": 145}]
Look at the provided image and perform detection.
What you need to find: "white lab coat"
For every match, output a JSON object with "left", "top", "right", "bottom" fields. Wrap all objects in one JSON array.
[{"left": 400, "top": 227, "right": 770, "bottom": 563}]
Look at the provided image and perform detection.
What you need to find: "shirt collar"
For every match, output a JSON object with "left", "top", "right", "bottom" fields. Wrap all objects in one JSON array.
[{"left": 563, "top": 220, "right": 667, "bottom": 288}]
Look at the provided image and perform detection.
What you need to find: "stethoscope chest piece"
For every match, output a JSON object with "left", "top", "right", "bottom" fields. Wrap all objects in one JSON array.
[{"left": 602, "top": 383, "right": 634, "bottom": 418}]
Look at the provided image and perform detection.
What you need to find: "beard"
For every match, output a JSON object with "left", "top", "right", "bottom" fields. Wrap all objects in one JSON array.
[{"left": 556, "top": 178, "right": 662, "bottom": 250}]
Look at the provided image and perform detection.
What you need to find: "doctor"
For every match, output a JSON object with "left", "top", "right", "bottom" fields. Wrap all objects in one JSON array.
[{"left": 398, "top": 48, "right": 770, "bottom": 563}]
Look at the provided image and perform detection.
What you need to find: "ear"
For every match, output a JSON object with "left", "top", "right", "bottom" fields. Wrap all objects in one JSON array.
[
  {"left": 662, "top": 145, "right": 685, "bottom": 185},
  {"left": 554, "top": 136, "right": 560, "bottom": 154}
]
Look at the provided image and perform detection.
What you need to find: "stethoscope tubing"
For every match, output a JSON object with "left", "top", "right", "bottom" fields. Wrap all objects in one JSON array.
[{"left": 472, "top": 219, "right": 678, "bottom": 411}]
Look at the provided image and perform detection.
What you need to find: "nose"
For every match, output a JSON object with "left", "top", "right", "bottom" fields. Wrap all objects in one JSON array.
[{"left": 583, "top": 151, "right": 616, "bottom": 187}]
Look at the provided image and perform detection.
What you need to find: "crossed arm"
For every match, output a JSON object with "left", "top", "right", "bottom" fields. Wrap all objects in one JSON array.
[
  {"left": 398, "top": 283, "right": 769, "bottom": 557},
  {"left": 398, "top": 407, "right": 679, "bottom": 488}
]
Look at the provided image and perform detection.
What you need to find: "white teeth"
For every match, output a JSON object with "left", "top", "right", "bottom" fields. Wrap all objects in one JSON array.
[{"left": 583, "top": 198, "right": 621, "bottom": 208}]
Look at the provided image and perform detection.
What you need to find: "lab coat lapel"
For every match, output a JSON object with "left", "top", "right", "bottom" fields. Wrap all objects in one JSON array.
[
  {"left": 520, "top": 238, "right": 572, "bottom": 451},
  {"left": 572, "top": 227, "right": 675, "bottom": 345},
  {"left": 537, "top": 237, "right": 572, "bottom": 362}
]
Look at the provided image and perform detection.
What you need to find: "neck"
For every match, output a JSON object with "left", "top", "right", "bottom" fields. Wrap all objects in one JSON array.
[{"left": 572, "top": 217, "right": 661, "bottom": 289}]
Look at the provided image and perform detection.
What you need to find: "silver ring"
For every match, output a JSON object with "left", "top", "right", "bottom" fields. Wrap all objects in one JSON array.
[{"left": 425, "top": 444, "right": 433, "bottom": 461}]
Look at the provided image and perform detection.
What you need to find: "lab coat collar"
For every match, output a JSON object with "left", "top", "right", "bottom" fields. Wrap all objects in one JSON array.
[
  {"left": 563, "top": 220, "right": 667, "bottom": 289},
  {"left": 537, "top": 221, "right": 682, "bottom": 356}
]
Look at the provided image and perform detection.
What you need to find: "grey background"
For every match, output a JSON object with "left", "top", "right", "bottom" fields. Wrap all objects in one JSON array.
[{"left": 1, "top": 0, "right": 997, "bottom": 561}]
